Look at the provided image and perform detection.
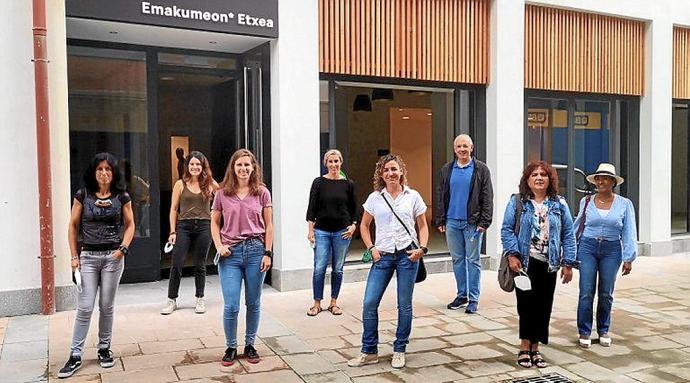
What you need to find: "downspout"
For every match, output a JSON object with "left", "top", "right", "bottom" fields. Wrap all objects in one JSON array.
[{"left": 32, "top": 0, "right": 55, "bottom": 315}]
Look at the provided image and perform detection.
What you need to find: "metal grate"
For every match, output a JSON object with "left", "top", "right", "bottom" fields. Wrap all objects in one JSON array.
[{"left": 507, "top": 373, "right": 575, "bottom": 383}]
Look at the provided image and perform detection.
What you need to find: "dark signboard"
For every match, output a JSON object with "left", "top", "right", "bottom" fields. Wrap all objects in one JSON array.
[{"left": 66, "top": 0, "right": 278, "bottom": 38}]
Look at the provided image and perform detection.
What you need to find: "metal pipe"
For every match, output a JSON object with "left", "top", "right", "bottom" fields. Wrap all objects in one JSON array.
[{"left": 32, "top": 0, "right": 55, "bottom": 315}]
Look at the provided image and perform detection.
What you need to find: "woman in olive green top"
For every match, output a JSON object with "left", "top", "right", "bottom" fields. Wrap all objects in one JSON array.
[{"left": 161, "top": 151, "right": 219, "bottom": 315}]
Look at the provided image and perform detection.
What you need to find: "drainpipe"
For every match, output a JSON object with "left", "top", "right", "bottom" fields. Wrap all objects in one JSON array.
[{"left": 32, "top": 0, "right": 55, "bottom": 315}]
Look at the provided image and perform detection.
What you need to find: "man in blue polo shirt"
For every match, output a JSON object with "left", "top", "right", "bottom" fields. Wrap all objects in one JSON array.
[{"left": 436, "top": 135, "right": 493, "bottom": 313}]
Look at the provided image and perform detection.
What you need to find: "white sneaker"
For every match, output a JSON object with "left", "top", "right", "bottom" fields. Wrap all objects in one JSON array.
[
  {"left": 160, "top": 298, "right": 176, "bottom": 315},
  {"left": 195, "top": 297, "right": 206, "bottom": 314},
  {"left": 599, "top": 335, "right": 612, "bottom": 347},
  {"left": 347, "top": 352, "right": 379, "bottom": 367},
  {"left": 391, "top": 352, "right": 405, "bottom": 368}
]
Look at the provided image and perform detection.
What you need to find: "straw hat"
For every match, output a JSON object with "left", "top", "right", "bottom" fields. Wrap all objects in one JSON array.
[{"left": 586, "top": 163, "right": 624, "bottom": 185}]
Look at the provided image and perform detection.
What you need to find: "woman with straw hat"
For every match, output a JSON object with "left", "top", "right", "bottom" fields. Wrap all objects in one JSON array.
[{"left": 573, "top": 163, "right": 637, "bottom": 349}]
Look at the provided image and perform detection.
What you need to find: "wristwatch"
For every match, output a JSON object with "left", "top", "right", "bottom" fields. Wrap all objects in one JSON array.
[
  {"left": 420, "top": 246, "right": 429, "bottom": 254},
  {"left": 263, "top": 250, "right": 273, "bottom": 259},
  {"left": 118, "top": 245, "right": 129, "bottom": 256}
]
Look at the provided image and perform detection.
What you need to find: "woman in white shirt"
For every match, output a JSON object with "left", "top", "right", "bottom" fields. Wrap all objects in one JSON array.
[{"left": 347, "top": 154, "right": 429, "bottom": 370}]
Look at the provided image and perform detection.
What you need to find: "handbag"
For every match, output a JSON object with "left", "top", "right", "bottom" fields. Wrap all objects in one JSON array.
[
  {"left": 379, "top": 192, "right": 427, "bottom": 283},
  {"left": 498, "top": 194, "right": 523, "bottom": 292}
]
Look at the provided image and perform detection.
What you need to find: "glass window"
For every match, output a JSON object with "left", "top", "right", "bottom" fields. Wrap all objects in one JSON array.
[
  {"left": 68, "top": 46, "right": 150, "bottom": 237},
  {"left": 672, "top": 103, "right": 689, "bottom": 234},
  {"left": 158, "top": 52, "right": 236, "bottom": 70},
  {"left": 573, "top": 100, "right": 611, "bottom": 215}
]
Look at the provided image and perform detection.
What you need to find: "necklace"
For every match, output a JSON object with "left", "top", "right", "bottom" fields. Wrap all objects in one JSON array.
[{"left": 596, "top": 195, "right": 614, "bottom": 205}]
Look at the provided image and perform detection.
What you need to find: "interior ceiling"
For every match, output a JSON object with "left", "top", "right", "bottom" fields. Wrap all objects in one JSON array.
[{"left": 67, "top": 17, "right": 269, "bottom": 53}]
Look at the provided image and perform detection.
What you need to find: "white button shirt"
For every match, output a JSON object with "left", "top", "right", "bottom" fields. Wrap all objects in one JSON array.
[{"left": 362, "top": 186, "right": 427, "bottom": 253}]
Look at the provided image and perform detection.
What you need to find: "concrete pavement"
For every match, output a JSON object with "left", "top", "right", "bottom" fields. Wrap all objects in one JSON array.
[{"left": 1, "top": 253, "right": 690, "bottom": 382}]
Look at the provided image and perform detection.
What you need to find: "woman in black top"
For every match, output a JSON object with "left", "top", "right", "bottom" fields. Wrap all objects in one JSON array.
[
  {"left": 306, "top": 149, "right": 357, "bottom": 316},
  {"left": 58, "top": 153, "right": 135, "bottom": 378}
]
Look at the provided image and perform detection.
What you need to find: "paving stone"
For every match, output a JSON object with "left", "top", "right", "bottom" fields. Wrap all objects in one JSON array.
[
  {"left": 175, "top": 361, "right": 244, "bottom": 380},
  {"left": 391, "top": 364, "right": 467, "bottom": 382},
  {"left": 199, "top": 335, "right": 226, "bottom": 348},
  {"left": 154, "top": 328, "right": 217, "bottom": 341},
  {"left": 444, "top": 332, "right": 495, "bottom": 346},
  {"left": 434, "top": 322, "right": 477, "bottom": 334},
  {"left": 233, "top": 369, "right": 304, "bottom": 383},
  {"left": 1, "top": 340, "right": 47, "bottom": 361},
  {"left": 404, "top": 337, "right": 449, "bottom": 353},
  {"left": 238, "top": 354, "right": 288, "bottom": 373},
  {"left": 263, "top": 335, "right": 314, "bottom": 355},
  {"left": 409, "top": 326, "right": 449, "bottom": 339},
  {"left": 659, "top": 363, "right": 690, "bottom": 381},
  {"left": 0, "top": 358, "right": 48, "bottom": 383},
  {"left": 445, "top": 345, "right": 503, "bottom": 360},
  {"left": 454, "top": 316, "right": 507, "bottom": 331},
  {"left": 303, "top": 370, "right": 353, "bottom": 383},
  {"left": 47, "top": 374, "right": 101, "bottom": 383},
  {"left": 452, "top": 360, "right": 516, "bottom": 378},
  {"left": 661, "top": 331, "right": 690, "bottom": 347},
  {"left": 403, "top": 351, "right": 460, "bottom": 368},
  {"left": 351, "top": 372, "right": 402, "bottom": 382},
  {"left": 4, "top": 316, "right": 48, "bottom": 344},
  {"left": 627, "top": 368, "right": 690, "bottom": 383},
  {"left": 121, "top": 350, "right": 190, "bottom": 371},
  {"left": 338, "top": 360, "right": 396, "bottom": 378},
  {"left": 306, "top": 336, "right": 353, "bottom": 350},
  {"left": 636, "top": 335, "right": 684, "bottom": 350},
  {"left": 564, "top": 361, "right": 621, "bottom": 381},
  {"left": 139, "top": 338, "right": 204, "bottom": 354},
  {"left": 317, "top": 349, "right": 349, "bottom": 364},
  {"left": 282, "top": 353, "right": 337, "bottom": 375},
  {"left": 537, "top": 346, "right": 585, "bottom": 365},
  {"left": 535, "top": 365, "right": 587, "bottom": 382},
  {"left": 100, "top": 366, "right": 179, "bottom": 383}
]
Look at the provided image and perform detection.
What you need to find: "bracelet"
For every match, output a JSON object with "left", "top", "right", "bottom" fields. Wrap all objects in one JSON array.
[
  {"left": 367, "top": 245, "right": 375, "bottom": 251},
  {"left": 71, "top": 256, "right": 78, "bottom": 260},
  {"left": 169, "top": 232, "right": 176, "bottom": 235}
]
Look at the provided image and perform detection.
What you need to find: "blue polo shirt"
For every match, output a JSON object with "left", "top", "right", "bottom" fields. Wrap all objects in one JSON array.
[{"left": 447, "top": 159, "right": 474, "bottom": 220}]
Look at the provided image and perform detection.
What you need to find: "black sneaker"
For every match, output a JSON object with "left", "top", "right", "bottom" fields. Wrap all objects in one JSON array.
[
  {"left": 243, "top": 344, "right": 260, "bottom": 364},
  {"left": 57, "top": 355, "right": 82, "bottom": 378},
  {"left": 221, "top": 347, "right": 237, "bottom": 366},
  {"left": 447, "top": 296, "right": 469, "bottom": 310},
  {"left": 97, "top": 348, "right": 115, "bottom": 368}
]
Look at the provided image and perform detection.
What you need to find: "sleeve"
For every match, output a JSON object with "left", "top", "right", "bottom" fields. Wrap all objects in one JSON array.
[
  {"left": 74, "top": 189, "right": 86, "bottom": 204},
  {"left": 500, "top": 195, "right": 520, "bottom": 255},
  {"left": 559, "top": 199, "right": 579, "bottom": 267},
  {"left": 362, "top": 193, "right": 375, "bottom": 215},
  {"left": 478, "top": 164, "right": 494, "bottom": 229},
  {"left": 306, "top": 178, "right": 319, "bottom": 221},
  {"left": 413, "top": 192, "right": 427, "bottom": 218},
  {"left": 622, "top": 199, "right": 638, "bottom": 263},
  {"left": 118, "top": 192, "right": 132, "bottom": 205},
  {"left": 211, "top": 191, "right": 223, "bottom": 212},
  {"left": 572, "top": 196, "right": 587, "bottom": 236},
  {"left": 347, "top": 181, "right": 358, "bottom": 224},
  {"left": 260, "top": 186, "right": 273, "bottom": 208},
  {"left": 434, "top": 165, "right": 447, "bottom": 227}
]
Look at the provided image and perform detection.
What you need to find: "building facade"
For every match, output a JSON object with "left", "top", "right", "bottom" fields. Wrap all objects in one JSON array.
[{"left": 2, "top": 0, "right": 690, "bottom": 316}]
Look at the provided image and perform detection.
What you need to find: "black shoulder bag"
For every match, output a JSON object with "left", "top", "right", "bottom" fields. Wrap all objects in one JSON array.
[{"left": 380, "top": 192, "right": 427, "bottom": 283}]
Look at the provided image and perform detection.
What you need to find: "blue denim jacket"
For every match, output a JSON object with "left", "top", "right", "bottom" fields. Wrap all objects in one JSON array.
[
  {"left": 573, "top": 194, "right": 637, "bottom": 263},
  {"left": 501, "top": 194, "right": 578, "bottom": 272}
]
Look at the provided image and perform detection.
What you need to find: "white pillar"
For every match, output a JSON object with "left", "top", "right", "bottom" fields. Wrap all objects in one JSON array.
[
  {"left": 485, "top": 0, "right": 526, "bottom": 261},
  {"left": 638, "top": 18, "right": 673, "bottom": 256},
  {"left": 269, "top": 0, "right": 320, "bottom": 290}
]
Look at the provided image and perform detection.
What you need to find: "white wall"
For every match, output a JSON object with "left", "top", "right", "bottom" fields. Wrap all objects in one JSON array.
[
  {"left": 0, "top": 1, "right": 40, "bottom": 291},
  {"left": 269, "top": 0, "right": 320, "bottom": 287}
]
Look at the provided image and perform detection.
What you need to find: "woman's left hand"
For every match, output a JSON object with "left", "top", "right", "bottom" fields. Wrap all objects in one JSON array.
[
  {"left": 406, "top": 248, "right": 424, "bottom": 262},
  {"left": 341, "top": 224, "right": 356, "bottom": 239},
  {"left": 112, "top": 250, "right": 125, "bottom": 260},
  {"left": 622, "top": 261, "right": 632, "bottom": 275},
  {"left": 560, "top": 266, "right": 573, "bottom": 284},
  {"left": 260, "top": 255, "right": 272, "bottom": 272}
]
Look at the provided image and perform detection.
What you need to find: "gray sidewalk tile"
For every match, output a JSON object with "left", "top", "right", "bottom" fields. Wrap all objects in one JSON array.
[
  {"left": 1, "top": 340, "right": 47, "bottom": 362},
  {"left": 4, "top": 316, "right": 48, "bottom": 344}
]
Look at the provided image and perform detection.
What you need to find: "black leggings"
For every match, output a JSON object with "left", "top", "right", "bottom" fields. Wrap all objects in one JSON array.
[
  {"left": 168, "top": 219, "right": 211, "bottom": 299},
  {"left": 515, "top": 257, "right": 557, "bottom": 345}
]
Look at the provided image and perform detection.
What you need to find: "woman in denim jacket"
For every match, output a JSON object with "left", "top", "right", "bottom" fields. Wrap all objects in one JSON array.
[
  {"left": 574, "top": 163, "right": 636, "bottom": 349},
  {"left": 501, "top": 161, "right": 578, "bottom": 369}
]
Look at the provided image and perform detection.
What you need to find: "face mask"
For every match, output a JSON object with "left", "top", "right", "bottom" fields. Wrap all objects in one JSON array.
[
  {"left": 514, "top": 270, "right": 532, "bottom": 291},
  {"left": 164, "top": 242, "right": 174, "bottom": 254},
  {"left": 213, "top": 252, "right": 221, "bottom": 266}
]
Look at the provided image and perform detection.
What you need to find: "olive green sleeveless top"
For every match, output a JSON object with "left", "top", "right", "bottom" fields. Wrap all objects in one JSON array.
[{"left": 178, "top": 183, "right": 211, "bottom": 220}]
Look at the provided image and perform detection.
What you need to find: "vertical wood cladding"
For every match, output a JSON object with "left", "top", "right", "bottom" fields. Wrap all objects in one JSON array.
[
  {"left": 525, "top": 5, "right": 644, "bottom": 96},
  {"left": 674, "top": 26, "right": 690, "bottom": 100},
  {"left": 319, "top": 0, "right": 489, "bottom": 84}
]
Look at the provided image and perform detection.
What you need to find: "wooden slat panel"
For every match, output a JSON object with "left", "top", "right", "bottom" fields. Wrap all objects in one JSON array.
[
  {"left": 673, "top": 27, "right": 690, "bottom": 99},
  {"left": 524, "top": 5, "right": 644, "bottom": 95},
  {"left": 319, "top": 0, "right": 489, "bottom": 84}
]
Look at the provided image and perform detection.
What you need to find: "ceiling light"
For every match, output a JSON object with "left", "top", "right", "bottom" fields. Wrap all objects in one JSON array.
[
  {"left": 427, "top": 112, "right": 433, "bottom": 116},
  {"left": 353, "top": 94, "right": 372, "bottom": 112},
  {"left": 160, "top": 76, "right": 175, "bottom": 81},
  {"left": 402, "top": 116, "right": 410, "bottom": 120}
]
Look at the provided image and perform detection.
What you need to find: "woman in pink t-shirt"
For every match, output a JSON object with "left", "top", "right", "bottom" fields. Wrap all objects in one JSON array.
[{"left": 211, "top": 149, "right": 273, "bottom": 367}]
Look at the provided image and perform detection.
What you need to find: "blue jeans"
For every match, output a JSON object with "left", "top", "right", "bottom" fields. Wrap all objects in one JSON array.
[
  {"left": 313, "top": 228, "right": 351, "bottom": 301},
  {"left": 361, "top": 248, "right": 419, "bottom": 354},
  {"left": 218, "top": 238, "right": 266, "bottom": 348},
  {"left": 577, "top": 236, "right": 623, "bottom": 337},
  {"left": 446, "top": 219, "right": 483, "bottom": 302}
]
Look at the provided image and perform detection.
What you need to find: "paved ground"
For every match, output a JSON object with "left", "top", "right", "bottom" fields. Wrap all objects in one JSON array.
[{"left": 1, "top": 254, "right": 690, "bottom": 383}]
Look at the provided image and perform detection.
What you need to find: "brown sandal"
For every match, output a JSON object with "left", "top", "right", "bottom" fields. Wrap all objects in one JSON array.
[
  {"left": 327, "top": 305, "right": 343, "bottom": 315},
  {"left": 307, "top": 306, "right": 322, "bottom": 316}
]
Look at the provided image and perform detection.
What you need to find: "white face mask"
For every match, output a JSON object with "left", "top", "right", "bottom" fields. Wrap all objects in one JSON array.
[
  {"left": 514, "top": 270, "right": 532, "bottom": 291},
  {"left": 74, "top": 269, "right": 83, "bottom": 293},
  {"left": 213, "top": 252, "right": 221, "bottom": 266},
  {"left": 164, "top": 242, "right": 174, "bottom": 254}
]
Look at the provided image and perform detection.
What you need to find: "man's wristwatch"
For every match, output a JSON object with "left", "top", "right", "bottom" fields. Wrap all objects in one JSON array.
[
  {"left": 118, "top": 245, "right": 129, "bottom": 256},
  {"left": 420, "top": 246, "right": 428, "bottom": 254},
  {"left": 263, "top": 250, "right": 273, "bottom": 259}
]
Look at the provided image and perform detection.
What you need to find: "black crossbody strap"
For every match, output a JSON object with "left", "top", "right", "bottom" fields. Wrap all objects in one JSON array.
[{"left": 380, "top": 191, "right": 419, "bottom": 249}]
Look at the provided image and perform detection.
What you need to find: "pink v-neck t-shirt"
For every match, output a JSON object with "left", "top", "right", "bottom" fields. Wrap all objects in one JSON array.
[{"left": 212, "top": 185, "right": 272, "bottom": 246}]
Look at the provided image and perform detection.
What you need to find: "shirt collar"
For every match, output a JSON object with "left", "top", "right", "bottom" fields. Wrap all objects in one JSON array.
[
  {"left": 381, "top": 185, "right": 411, "bottom": 198},
  {"left": 454, "top": 158, "right": 474, "bottom": 169}
]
